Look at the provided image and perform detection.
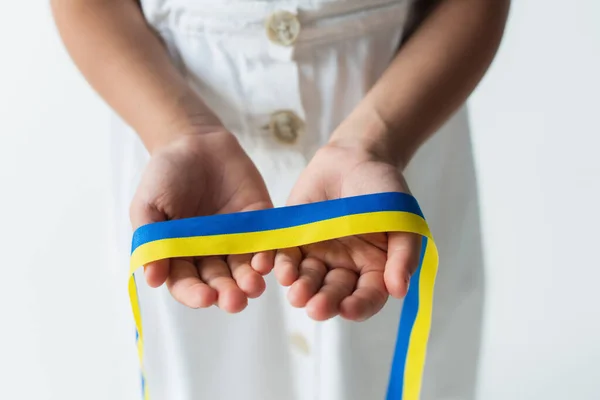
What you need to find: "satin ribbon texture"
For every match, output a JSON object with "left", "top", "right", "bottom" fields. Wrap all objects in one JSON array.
[{"left": 129, "top": 192, "right": 439, "bottom": 400}]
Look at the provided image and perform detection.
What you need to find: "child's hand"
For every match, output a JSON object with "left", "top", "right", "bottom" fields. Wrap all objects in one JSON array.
[
  {"left": 130, "top": 131, "right": 274, "bottom": 312},
  {"left": 273, "top": 142, "right": 421, "bottom": 322}
]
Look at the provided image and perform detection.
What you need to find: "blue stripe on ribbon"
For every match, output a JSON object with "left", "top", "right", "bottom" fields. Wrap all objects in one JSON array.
[
  {"left": 385, "top": 237, "right": 427, "bottom": 399},
  {"left": 131, "top": 192, "right": 423, "bottom": 253},
  {"left": 141, "top": 373, "right": 146, "bottom": 397}
]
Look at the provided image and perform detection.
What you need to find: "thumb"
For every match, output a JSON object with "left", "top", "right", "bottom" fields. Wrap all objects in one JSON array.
[
  {"left": 383, "top": 232, "right": 422, "bottom": 299},
  {"left": 130, "top": 200, "right": 170, "bottom": 288}
]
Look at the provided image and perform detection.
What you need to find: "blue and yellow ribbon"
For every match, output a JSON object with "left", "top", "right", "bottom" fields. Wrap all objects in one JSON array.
[{"left": 129, "top": 192, "right": 439, "bottom": 400}]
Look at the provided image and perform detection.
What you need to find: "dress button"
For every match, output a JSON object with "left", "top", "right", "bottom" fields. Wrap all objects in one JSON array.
[
  {"left": 269, "top": 110, "right": 304, "bottom": 144},
  {"left": 265, "top": 11, "right": 301, "bottom": 46},
  {"left": 289, "top": 332, "right": 310, "bottom": 355}
]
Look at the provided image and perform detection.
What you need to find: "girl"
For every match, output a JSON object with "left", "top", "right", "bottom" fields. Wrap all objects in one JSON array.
[{"left": 52, "top": 0, "right": 509, "bottom": 399}]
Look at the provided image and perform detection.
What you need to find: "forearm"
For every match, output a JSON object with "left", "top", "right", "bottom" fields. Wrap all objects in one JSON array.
[
  {"left": 51, "top": 0, "right": 219, "bottom": 153},
  {"left": 331, "top": 0, "right": 510, "bottom": 168}
]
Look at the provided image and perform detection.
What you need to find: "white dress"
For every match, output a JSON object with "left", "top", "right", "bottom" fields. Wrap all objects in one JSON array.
[{"left": 110, "top": 0, "right": 485, "bottom": 399}]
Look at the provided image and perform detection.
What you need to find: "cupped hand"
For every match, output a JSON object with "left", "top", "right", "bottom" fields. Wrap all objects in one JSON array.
[
  {"left": 130, "top": 131, "right": 274, "bottom": 312},
  {"left": 273, "top": 142, "right": 422, "bottom": 322}
]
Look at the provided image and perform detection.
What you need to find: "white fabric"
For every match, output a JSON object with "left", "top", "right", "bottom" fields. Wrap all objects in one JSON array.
[{"left": 110, "top": 1, "right": 485, "bottom": 399}]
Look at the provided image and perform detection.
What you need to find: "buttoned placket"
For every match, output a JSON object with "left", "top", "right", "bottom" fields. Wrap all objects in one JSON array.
[{"left": 260, "top": 7, "right": 319, "bottom": 400}]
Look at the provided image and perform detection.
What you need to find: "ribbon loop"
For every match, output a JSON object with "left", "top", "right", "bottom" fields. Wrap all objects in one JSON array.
[{"left": 129, "top": 192, "right": 438, "bottom": 400}]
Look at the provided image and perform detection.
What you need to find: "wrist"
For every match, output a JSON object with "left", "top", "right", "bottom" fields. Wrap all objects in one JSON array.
[
  {"left": 148, "top": 125, "right": 235, "bottom": 156},
  {"left": 137, "top": 86, "right": 229, "bottom": 154},
  {"left": 144, "top": 114, "right": 229, "bottom": 155},
  {"left": 328, "top": 105, "right": 412, "bottom": 169}
]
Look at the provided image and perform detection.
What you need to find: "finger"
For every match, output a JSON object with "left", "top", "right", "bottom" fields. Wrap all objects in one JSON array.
[
  {"left": 340, "top": 270, "right": 387, "bottom": 322},
  {"left": 228, "top": 254, "right": 266, "bottom": 298},
  {"left": 274, "top": 247, "right": 303, "bottom": 286},
  {"left": 130, "top": 201, "right": 170, "bottom": 287},
  {"left": 287, "top": 257, "right": 327, "bottom": 308},
  {"left": 235, "top": 202, "right": 275, "bottom": 277},
  {"left": 166, "top": 258, "right": 217, "bottom": 308},
  {"left": 251, "top": 251, "right": 275, "bottom": 275},
  {"left": 198, "top": 256, "right": 248, "bottom": 313},
  {"left": 384, "top": 232, "right": 422, "bottom": 299},
  {"left": 306, "top": 268, "right": 357, "bottom": 321},
  {"left": 144, "top": 259, "right": 170, "bottom": 288}
]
